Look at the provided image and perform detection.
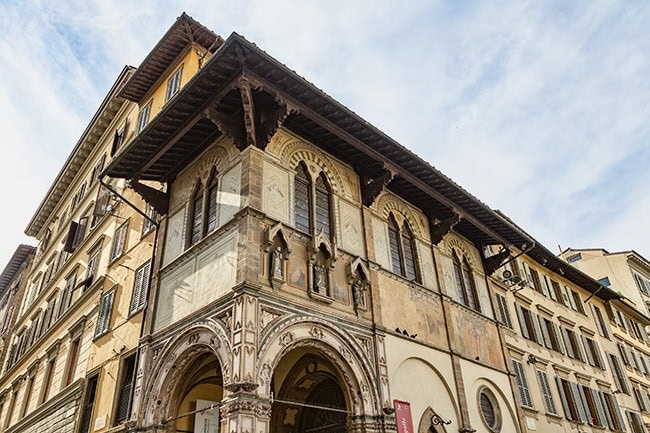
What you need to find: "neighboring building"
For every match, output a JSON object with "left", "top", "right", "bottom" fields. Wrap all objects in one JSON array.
[
  {"left": 0, "top": 66, "right": 157, "bottom": 433},
  {"left": 561, "top": 248, "right": 650, "bottom": 316},
  {"left": 488, "top": 241, "right": 648, "bottom": 432},
  {"left": 0, "top": 246, "right": 36, "bottom": 373}
]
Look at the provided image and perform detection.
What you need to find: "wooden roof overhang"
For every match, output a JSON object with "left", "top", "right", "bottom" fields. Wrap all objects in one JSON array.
[
  {"left": 104, "top": 33, "right": 621, "bottom": 302},
  {"left": 0, "top": 245, "right": 35, "bottom": 296},
  {"left": 25, "top": 66, "right": 134, "bottom": 238},
  {"left": 119, "top": 13, "right": 223, "bottom": 103}
]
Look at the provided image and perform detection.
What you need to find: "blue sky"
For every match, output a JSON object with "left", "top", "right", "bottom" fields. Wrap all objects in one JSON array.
[{"left": 0, "top": 1, "right": 648, "bottom": 269}]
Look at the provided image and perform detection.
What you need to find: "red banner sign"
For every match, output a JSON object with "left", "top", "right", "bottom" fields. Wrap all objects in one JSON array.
[{"left": 394, "top": 400, "right": 414, "bottom": 433}]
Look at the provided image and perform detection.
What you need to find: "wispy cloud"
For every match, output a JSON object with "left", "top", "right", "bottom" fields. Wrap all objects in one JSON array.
[{"left": 0, "top": 0, "right": 648, "bottom": 269}]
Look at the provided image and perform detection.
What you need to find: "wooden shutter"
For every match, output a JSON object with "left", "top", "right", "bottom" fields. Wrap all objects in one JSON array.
[
  {"left": 79, "top": 375, "right": 98, "bottom": 433},
  {"left": 570, "top": 382, "right": 588, "bottom": 423},
  {"left": 561, "top": 328, "right": 574, "bottom": 358},
  {"left": 495, "top": 294, "right": 512, "bottom": 328},
  {"left": 512, "top": 360, "right": 532, "bottom": 407},
  {"left": 598, "top": 391, "right": 615, "bottom": 430},
  {"left": 116, "top": 355, "right": 136, "bottom": 423},
  {"left": 531, "top": 312, "right": 544, "bottom": 345},
  {"left": 556, "top": 377, "right": 572, "bottom": 420},
  {"left": 63, "top": 221, "right": 79, "bottom": 253},
  {"left": 130, "top": 261, "right": 151, "bottom": 314},
  {"left": 536, "top": 370, "right": 556, "bottom": 414},
  {"left": 582, "top": 336, "right": 595, "bottom": 366},
  {"left": 516, "top": 305, "right": 529, "bottom": 339},
  {"left": 544, "top": 275, "right": 557, "bottom": 300},
  {"left": 95, "top": 291, "right": 114, "bottom": 336}
]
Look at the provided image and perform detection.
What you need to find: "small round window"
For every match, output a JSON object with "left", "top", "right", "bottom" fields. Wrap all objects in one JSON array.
[{"left": 478, "top": 387, "right": 501, "bottom": 432}]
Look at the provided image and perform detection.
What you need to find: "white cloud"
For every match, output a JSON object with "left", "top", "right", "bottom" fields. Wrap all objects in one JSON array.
[{"left": 0, "top": 0, "right": 648, "bottom": 270}]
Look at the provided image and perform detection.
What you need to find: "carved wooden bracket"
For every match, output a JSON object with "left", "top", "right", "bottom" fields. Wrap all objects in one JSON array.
[
  {"left": 205, "top": 80, "right": 292, "bottom": 152},
  {"left": 361, "top": 167, "right": 394, "bottom": 207},
  {"left": 483, "top": 248, "right": 511, "bottom": 276},
  {"left": 204, "top": 105, "right": 247, "bottom": 151},
  {"left": 128, "top": 180, "right": 169, "bottom": 215},
  {"left": 429, "top": 212, "right": 461, "bottom": 245}
]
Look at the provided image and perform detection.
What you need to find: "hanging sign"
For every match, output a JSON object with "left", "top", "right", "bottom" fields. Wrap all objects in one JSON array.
[
  {"left": 195, "top": 399, "right": 220, "bottom": 433},
  {"left": 394, "top": 400, "right": 414, "bottom": 433}
]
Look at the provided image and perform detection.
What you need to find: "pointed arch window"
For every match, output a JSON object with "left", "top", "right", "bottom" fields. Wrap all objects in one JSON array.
[
  {"left": 206, "top": 171, "right": 219, "bottom": 234},
  {"left": 293, "top": 163, "right": 334, "bottom": 239},
  {"left": 453, "top": 250, "right": 480, "bottom": 311},
  {"left": 294, "top": 163, "right": 312, "bottom": 234},
  {"left": 189, "top": 184, "right": 204, "bottom": 246},
  {"left": 314, "top": 173, "right": 332, "bottom": 238},
  {"left": 387, "top": 213, "right": 419, "bottom": 282}
]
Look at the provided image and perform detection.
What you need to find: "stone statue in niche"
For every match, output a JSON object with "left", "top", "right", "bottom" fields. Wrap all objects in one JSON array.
[
  {"left": 272, "top": 246, "right": 284, "bottom": 280},
  {"left": 351, "top": 268, "right": 368, "bottom": 317},
  {"left": 313, "top": 263, "right": 328, "bottom": 294}
]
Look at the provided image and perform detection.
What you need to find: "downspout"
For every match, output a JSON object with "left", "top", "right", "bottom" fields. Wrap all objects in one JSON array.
[{"left": 99, "top": 175, "right": 159, "bottom": 425}]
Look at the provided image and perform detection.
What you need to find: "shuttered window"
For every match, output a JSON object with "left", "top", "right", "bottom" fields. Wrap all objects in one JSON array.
[
  {"left": 591, "top": 304, "right": 611, "bottom": 339},
  {"left": 634, "top": 273, "right": 650, "bottom": 296},
  {"left": 627, "top": 410, "right": 646, "bottom": 433},
  {"left": 86, "top": 247, "right": 101, "bottom": 287},
  {"left": 79, "top": 375, "right": 98, "bottom": 433},
  {"left": 95, "top": 289, "right": 115, "bottom": 337},
  {"left": 130, "top": 261, "right": 151, "bottom": 315},
  {"left": 65, "top": 338, "right": 80, "bottom": 386},
  {"left": 294, "top": 163, "right": 311, "bottom": 234},
  {"left": 314, "top": 173, "right": 331, "bottom": 238},
  {"left": 608, "top": 353, "right": 630, "bottom": 394},
  {"left": 165, "top": 66, "right": 183, "bottom": 102},
  {"left": 494, "top": 294, "right": 513, "bottom": 328},
  {"left": 116, "top": 355, "right": 136, "bottom": 424},
  {"left": 536, "top": 370, "right": 557, "bottom": 414},
  {"left": 111, "top": 222, "right": 129, "bottom": 261},
  {"left": 136, "top": 102, "right": 151, "bottom": 133},
  {"left": 512, "top": 360, "right": 533, "bottom": 408}
]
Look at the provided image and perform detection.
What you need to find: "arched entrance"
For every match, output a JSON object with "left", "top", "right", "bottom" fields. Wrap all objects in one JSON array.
[
  {"left": 173, "top": 352, "right": 224, "bottom": 432},
  {"left": 270, "top": 349, "right": 349, "bottom": 433}
]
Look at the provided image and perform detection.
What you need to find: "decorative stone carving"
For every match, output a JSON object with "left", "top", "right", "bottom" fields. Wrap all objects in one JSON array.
[
  {"left": 163, "top": 206, "right": 187, "bottom": 266},
  {"left": 338, "top": 199, "right": 364, "bottom": 257},
  {"left": 371, "top": 216, "right": 390, "bottom": 269},
  {"left": 262, "top": 161, "right": 290, "bottom": 224},
  {"left": 218, "top": 162, "right": 241, "bottom": 226},
  {"left": 348, "top": 257, "right": 370, "bottom": 317}
]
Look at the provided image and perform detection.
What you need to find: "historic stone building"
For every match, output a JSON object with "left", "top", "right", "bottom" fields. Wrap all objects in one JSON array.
[
  {"left": 2, "top": 12, "right": 650, "bottom": 433},
  {"left": 0, "top": 66, "right": 158, "bottom": 433},
  {"left": 101, "top": 13, "right": 529, "bottom": 433}
]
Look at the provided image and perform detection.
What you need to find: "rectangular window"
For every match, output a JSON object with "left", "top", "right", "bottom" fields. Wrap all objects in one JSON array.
[
  {"left": 571, "top": 290, "right": 585, "bottom": 314},
  {"left": 79, "top": 375, "right": 98, "bottom": 433},
  {"left": 597, "top": 276, "right": 611, "bottom": 287},
  {"left": 20, "top": 375, "right": 34, "bottom": 418},
  {"left": 582, "top": 336, "right": 605, "bottom": 369},
  {"left": 130, "top": 261, "right": 151, "bottom": 315},
  {"left": 591, "top": 304, "right": 611, "bottom": 339},
  {"left": 556, "top": 378, "right": 587, "bottom": 423},
  {"left": 115, "top": 354, "right": 136, "bottom": 424},
  {"left": 633, "top": 385, "right": 648, "bottom": 412},
  {"left": 494, "top": 294, "right": 513, "bottom": 328},
  {"left": 634, "top": 272, "right": 650, "bottom": 296},
  {"left": 567, "top": 253, "right": 582, "bottom": 263},
  {"left": 512, "top": 360, "right": 533, "bottom": 408},
  {"left": 562, "top": 328, "right": 584, "bottom": 361},
  {"left": 165, "top": 66, "right": 183, "bottom": 101},
  {"left": 85, "top": 247, "right": 101, "bottom": 287},
  {"left": 72, "top": 216, "right": 89, "bottom": 249},
  {"left": 64, "top": 337, "right": 80, "bottom": 386},
  {"left": 136, "top": 102, "right": 151, "bottom": 133},
  {"left": 63, "top": 269, "right": 78, "bottom": 310},
  {"left": 111, "top": 221, "right": 128, "bottom": 262},
  {"left": 515, "top": 304, "right": 540, "bottom": 343},
  {"left": 40, "top": 357, "right": 56, "bottom": 403},
  {"left": 527, "top": 267, "right": 542, "bottom": 293},
  {"left": 602, "top": 392, "right": 626, "bottom": 431},
  {"left": 95, "top": 289, "right": 115, "bottom": 337},
  {"left": 608, "top": 353, "right": 630, "bottom": 394},
  {"left": 536, "top": 370, "right": 557, "bottom": 415},
  {"left": 627, "top": 410, "right": 646, "bottom": 433},
  {"left": 142, "top": 204, "right": 158, "bottom": 235}
]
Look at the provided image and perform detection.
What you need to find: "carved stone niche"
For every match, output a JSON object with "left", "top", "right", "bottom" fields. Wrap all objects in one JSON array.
[
  {"left": 308, "top": 233, "right": 336, "bottom": 304},
  {"left": 348, "top": 257, "right": 370, "bottom": 318},
  {"left": 265, "top": 223, "right": 291, "bottom": 291}
]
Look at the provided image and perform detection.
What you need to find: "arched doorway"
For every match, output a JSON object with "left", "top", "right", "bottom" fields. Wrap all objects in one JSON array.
[
  {"left": 270, "top": 349, "right": 349, "bottom": 433},
  {"left": 171, "top": 352, "right": 224, "bottom": 432}
]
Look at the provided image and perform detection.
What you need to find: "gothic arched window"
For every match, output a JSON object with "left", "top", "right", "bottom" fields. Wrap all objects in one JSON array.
[
  {"left": 387, "top": 213, "right": 419, "bottom": 282},
  {"left": 206, "top": 171, "right": 219, "bottom": 234},
  {"left": 294, "top": 163, "right": 312, "bottom": 234},
  {"left": 453, "top": 250, "right": 480, "bottom": 311},
  {"left": 189, "top": 183, "right": 204, "bottom": 246},
  {"left": 293, "top": 163, "right": 334, "bottom": 239}
]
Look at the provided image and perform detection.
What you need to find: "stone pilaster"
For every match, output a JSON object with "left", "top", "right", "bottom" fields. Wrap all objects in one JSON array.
[{"left": 220, "top": 394, "right": 271, "bottom": 433}]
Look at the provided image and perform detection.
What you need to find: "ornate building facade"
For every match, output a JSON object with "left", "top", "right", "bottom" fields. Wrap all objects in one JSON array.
[{"left": 1, "top": 12, "right": 650, "bottom": 433}]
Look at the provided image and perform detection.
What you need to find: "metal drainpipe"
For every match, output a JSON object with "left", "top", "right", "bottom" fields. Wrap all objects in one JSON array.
[{"left": 99, "top": 175, "right": 159, "bottom": 426}]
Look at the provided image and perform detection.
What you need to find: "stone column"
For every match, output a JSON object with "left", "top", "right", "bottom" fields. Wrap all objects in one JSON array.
[{"left": 220, "top": 393, "right": 271, "bottom": 433}]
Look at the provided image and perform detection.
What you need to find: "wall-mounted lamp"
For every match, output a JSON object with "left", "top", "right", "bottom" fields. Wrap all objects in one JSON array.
[{"left": 431, "top": 413, "right": 451, "bottom": 426}]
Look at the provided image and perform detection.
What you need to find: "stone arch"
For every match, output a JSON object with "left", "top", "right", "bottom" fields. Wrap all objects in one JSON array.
[
  {"left": 282, "top": 142, "right": 346, "bottom": 196},
  {"left": 418, "top": 407, "right": 450, "bottom": 433},
  {"left": 257, "top": 316, "right": 380, "bottom": 417},
  {"left": 374, "top": 192, "right": 428, "bottom": 241},
  {"left": 391, "top": 357, "right": 460, "bottom": 428},
  {"left": 469, "top": 377, "right": 520, "bottom": 433},
  {"left": 140, "top": 319, "right": 231, "bottom": 427},
  {"left": 445, "top": 234, "right": 479, "bottom": 270}
]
